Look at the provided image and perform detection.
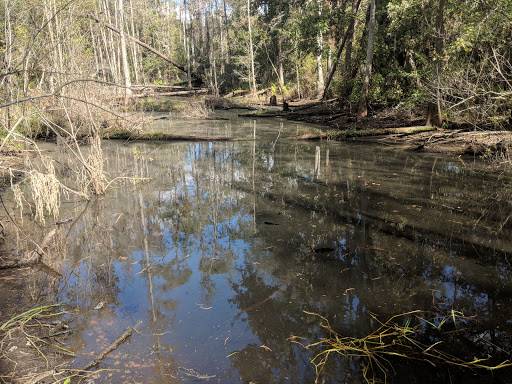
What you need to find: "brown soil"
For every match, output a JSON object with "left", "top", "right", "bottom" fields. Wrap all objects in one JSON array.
[
  {"left": 0, "top": 269, "right": 68, "bottom": 384},
  {"left": 0, "top": 153, "right": 75, "bottom": 384}
]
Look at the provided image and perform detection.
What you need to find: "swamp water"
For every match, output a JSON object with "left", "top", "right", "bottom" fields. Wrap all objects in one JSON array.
[{"left": 5, "top": 111, "right": 512, "bottom": 383}]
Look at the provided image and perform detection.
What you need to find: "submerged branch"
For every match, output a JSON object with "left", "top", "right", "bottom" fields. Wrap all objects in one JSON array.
[
  {"left": 294, "top": 310, "right": 512, "bottom": 383},
  {"left": 81, "top": 322, "right": 141, "bottom": 371}
]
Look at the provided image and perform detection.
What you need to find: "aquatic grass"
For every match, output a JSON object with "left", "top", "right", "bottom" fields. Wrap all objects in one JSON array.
[
  {"left": 290, "top": 310, "right": 512, "bottom": 383},
  {"left": 0, "top": 303, "right": 72, "bottom": 368},
  {"left": 0, "top": 303, "right": 64, "bottom": 331}
]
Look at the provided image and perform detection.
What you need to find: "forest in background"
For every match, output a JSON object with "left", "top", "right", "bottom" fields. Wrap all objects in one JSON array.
[
  {"left": 1, "top": 0, "right": 512, "bottom": 132},
  {"left": 1, "top": 2, "right": 512, "bottom": 383}
]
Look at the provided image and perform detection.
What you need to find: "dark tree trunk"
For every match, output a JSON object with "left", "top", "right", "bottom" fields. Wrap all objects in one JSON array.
[
  {"left": 322, "top": 0, "right": 362, "bottom": 100},
  {"left": 357, "top": 0, "right": 376, "bottom": 121},
  {"left": 426, "top": 0, "right": 446, "bottom": 127},
  {"left": 339, "top": 0, "right": 360, "bottom": 106}
]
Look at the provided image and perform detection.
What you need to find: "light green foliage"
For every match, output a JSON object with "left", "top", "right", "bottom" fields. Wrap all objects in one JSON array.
[{"left": 1, "top": 0, "right": 510, "bottom": 126}]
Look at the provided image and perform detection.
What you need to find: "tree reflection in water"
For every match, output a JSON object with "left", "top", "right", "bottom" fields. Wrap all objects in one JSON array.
[{"left": 3, "top": 117, "right": 511, "bottom": 383}]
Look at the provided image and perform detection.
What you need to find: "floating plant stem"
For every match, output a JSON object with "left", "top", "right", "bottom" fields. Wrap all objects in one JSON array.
[{"left": 290, "top": 310, "right": 512, "bottom": 383}]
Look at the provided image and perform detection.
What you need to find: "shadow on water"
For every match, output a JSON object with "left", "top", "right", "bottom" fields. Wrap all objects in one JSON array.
[{"left": 4, "top": 112, "right": 512, "bottom": 383}]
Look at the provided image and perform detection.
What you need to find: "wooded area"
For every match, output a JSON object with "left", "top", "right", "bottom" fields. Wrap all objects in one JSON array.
[
  {"left": 1, "top": 2, "right": 512, "bottom": 383},
  {"left": 1, "top": 0, "right": 511, "bottom": 129}
]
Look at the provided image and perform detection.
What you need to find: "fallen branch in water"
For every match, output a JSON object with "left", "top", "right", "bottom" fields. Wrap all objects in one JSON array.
[
  {"left": 179, "top": 366, "right": 216, "bottom": 380},
  {"left": 0, "top": 253, "right": 40, "bottom": 270},
  {"left": 0, "top": 259, "right": 35, "bottom": 270},
  {"left": 0, "top": 228, "right": 59, "bottom": 272},
  {"left": 81, "top": 322, "right": 141, "bottom": 371},
  {"left": 131, "top": 89, "right": 208, "bottom": 98},
  {"left": 241, "top": 290, "right": 282, "bottom": 313}
]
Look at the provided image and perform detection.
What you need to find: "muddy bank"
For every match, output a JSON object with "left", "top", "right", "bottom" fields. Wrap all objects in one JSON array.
[
  {"left": 0, "top": 220, "right": 72, "bottom": 383},
  {"left": 232, "top": 96, "right": 512, "bottom": 161},
  {"left": 1, "top": 96, "right": 511, "bottom": 383},
  {"left": 0, "top": 152, "right": 24, "bottom": 190},
  {"left": 0, "top": 154, "right": 74, "bottom": 384},
  {"left": 0, "top": 284, "right": 73, "bottom": 384}
]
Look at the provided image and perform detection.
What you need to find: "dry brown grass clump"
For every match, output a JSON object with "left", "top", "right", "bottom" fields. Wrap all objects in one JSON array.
[
  {"left": 204, "top": 96, "right": 242, "bottom": 109},
  {"left": 170, "top": 99, "right": 212, "bottom": 119},
  {"left": 25, "top": 155, "right": 60, "bottom": 224}
]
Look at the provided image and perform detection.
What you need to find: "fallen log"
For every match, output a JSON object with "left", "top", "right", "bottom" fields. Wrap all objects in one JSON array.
[
  {"left": 288, "top": 99, "right": 338, "bottom": 111},
  {"left": 102, "top": 130, "right": 244, "bottom": 142},
  {"left": 131, "top": 85, "right": 189, "bottom": 90},
  {"left": 238, "top": 113, "right": 285, "bottom": 118},
  {"left": 0, "top": 259, "right": 63, "bottom": 279},
  {"left": 215, "top": 105, "right": 257, "bottom": 111},
  {"left": 227, "top": 89, "right": 250, "bottom": 97},
  {"left": 0, "top": 259, "right": 37, "bottom": 270},
  {"left": 292, "top": 126, "right": 436, "bottom": 141},
  {"left": 132, "top": 89, "right": 208, "bottom": 98},
  {"left": 148, "top": 116, "right": 169, "bottom": 121},
  {"left": 203, "top": 117, "right": 230, "bottom": 121},
  {"left": 0, "top": 249, "right": 42, "bottom": 270}
]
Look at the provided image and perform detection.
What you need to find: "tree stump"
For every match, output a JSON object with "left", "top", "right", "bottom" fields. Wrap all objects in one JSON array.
[{"left": 269, "top": 95, "right": 277, "bottom": 106}]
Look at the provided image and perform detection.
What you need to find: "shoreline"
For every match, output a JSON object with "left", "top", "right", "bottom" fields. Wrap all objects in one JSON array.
[
  {"left": 224, "top": 96, "right": 512, "bottom": 162},
  {"left": 0, "top": 96, "right": 510, "bottom": 382}
]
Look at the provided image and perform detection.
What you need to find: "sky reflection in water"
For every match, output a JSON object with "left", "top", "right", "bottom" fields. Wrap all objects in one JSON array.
[{"left": 16, "top": 115, "right": 512, "bottom": 383}]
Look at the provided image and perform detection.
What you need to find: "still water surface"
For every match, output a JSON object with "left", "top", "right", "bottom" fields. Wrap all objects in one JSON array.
[{"left": 9, "top": 111, "right": 512, "bottom": 383}]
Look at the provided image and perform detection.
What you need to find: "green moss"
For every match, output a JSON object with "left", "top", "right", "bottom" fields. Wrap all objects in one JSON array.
[
  {"left": 100, "top": 129, "right": 238, "bottom": 142},
  {"left": 329, "top": 126, "right": 436, "bottom": 140},
  {"left": 101, "top": 129, "right": 134, "bottom": 140}
]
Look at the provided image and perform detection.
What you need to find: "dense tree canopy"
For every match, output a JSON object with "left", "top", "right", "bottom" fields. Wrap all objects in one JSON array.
[{"left": 1, "top": 0, "right": 511, "bottom": 126}]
